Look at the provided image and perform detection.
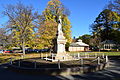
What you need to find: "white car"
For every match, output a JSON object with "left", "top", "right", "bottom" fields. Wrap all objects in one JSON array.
[{"left": 0, "top": 50, "right": 4, "bottom": 53}]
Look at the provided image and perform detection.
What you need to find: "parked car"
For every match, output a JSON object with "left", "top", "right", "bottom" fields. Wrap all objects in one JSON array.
[
  {"left": 41, "top": 49, "right": 50, "bottom": 52},
  {"left": 25, "top": 48, "right": 50, "bottom": 53},
  {"left": 0, "top": 50, "right": 4, "bottom": 53},
  {"left": 25, "top": 49, "right": 34, "bottom": 53},
  {"left": 3, "top": 50, "right": 13, "bottom": 53},
  {"left": 13, "top": 48, "right": 22, "bottom": 53}
]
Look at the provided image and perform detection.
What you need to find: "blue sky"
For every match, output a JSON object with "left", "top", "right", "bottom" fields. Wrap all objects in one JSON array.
[{"left": 0, "top": 0, "right": 110, "bottom": 38}]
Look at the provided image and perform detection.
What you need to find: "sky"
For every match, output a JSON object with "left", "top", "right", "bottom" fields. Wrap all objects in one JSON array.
[{"left": 0, "top": 0, "right": 110, "bottom": 38}]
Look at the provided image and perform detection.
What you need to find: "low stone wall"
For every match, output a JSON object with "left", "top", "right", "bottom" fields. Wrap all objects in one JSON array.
[{"left": 8, "top": 62, "right": 108, "bottom": 75}]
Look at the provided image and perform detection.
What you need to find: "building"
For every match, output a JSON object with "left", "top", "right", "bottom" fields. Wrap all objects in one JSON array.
[
  {"left": 69, "top": 39, "right": 89, "bottom": 52},
  {"left": 100, "top": 40, "right": 119, "bottom": 51}
]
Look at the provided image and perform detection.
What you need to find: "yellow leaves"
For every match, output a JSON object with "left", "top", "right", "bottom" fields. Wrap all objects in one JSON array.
[
  {"left": 37, "top": 0, "right": 72, "bottom": 48},
  {"left": 37, "top": 20, "right": 57, "bottom": 47},
  {"left": 113, "top": 12, "right": 120, "bottom": 21},
  {"left": 48, "top": 1, "right": 54, "bottom": 6},
  {"left": 48, "top": 0, "right": 61, "bottom": 6}
]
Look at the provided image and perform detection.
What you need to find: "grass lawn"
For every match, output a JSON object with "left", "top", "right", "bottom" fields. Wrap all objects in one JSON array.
[
  {"left": 0, "top": 53, "right": 50, "bottom": 64},
  {"left": 0, "top": 51, "right": 120, "bottom": 64},
  {"left": 69, "top": 51, "right": 120, "bottom": 56}
]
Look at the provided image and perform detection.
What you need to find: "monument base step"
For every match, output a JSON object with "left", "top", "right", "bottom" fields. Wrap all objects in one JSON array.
[{"left": 43, "top": 57, "right": 79, "bottom": 62}]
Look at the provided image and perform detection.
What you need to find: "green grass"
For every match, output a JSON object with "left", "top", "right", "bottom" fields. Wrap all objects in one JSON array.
[
  {"left": 69, "top": 51, "right": 120, "bottom": 56},
  {"left": 0, "top": 52, "right": 120, "bottom": 64},
  {"left": 0, "top": 52, "right": 51, "bottom": 63}
]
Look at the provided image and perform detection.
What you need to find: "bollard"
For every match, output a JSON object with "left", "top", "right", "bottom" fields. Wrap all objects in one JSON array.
[
  {"left": 58, "top": 60, "right": 60, "bottom": 69},
  {"left": 98, "top": 57, "right": 100, "bottom": 64}
]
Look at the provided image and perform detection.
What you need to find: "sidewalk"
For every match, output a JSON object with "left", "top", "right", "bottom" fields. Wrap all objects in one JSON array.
[{"left": 61, "top": 56, "right": 120, "bottom": 80}]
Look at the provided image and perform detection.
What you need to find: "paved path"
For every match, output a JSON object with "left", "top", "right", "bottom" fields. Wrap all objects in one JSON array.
[
  {"left": 0, "top": 64, "right": 62, "bottom": 80},
  {"left": 0, "top": 56, "right": 120, "bottom": 80},
  {"left": 61, "top": 56, "right": 120, "bottom": 80}
]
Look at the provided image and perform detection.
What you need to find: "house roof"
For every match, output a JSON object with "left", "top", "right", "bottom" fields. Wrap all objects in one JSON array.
[
  {"left": 101, "top": 40, "right": 115, "bottom": 44},
  {"left": 70, "top": 39, "right": 89, "bottom": 47}
]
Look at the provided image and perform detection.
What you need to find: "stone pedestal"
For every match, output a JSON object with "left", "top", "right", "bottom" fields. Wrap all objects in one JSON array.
[
  {"left": 54, "top": 38, "right": 72, "bottom": 60},
  {"left": 55, "top": 52, "right": 73, "bottom": 60},
  {"left": 56, "top": 39, "right": 66, "bottom": 53}
]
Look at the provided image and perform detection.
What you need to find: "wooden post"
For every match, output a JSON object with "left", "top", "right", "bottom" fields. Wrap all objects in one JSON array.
[
  {"left": 85, "top": 53, "right": 87, "bottom": 58},
  {"left": 41, "top": 53, "right": 43, "bottom": 59},
  {"left": 52, "top": 53, "right": 53, "bottom": 61},
  {"left": 102, "top": 53, "right": 104, "bottom": 58},
  {"left": 95, "top": 53, "right": 97, "bottom": 58},
  {"left": 78, "top": 53, "right": 80, "bottom": 59},
  {"left": 74, "top": 54, "right": 76, "bottom": 59},
  {"left": 84, "top": 53, "right": 86, "bottom": 58},
  {"left": 98, "top": 57, "right": 100, "bottom": 64},
  {"left": 58, "top": 60, "right": 60, "bottom": 69},
  {"left": 106, "top": 56, "right": 108, "bottom": 63},
  {"left": 46, "top": 54, "right": 47, "bottom": 60},
  {"left": 10, "top": 57, "right": 12, "bottom": 65},
  {"left": 81, "top": 58, "right": 83, "bottom": 65},
  {"left": 21, "top": 55, "right": 24, "bottom": 59},
  {"left": 79, "top": 54, "right": 81, "bottom": 58},
  {"left": 87, "top": 54, "right": 89, "bottom": 58},
  {"left": 40, "top": 52, "right": 41, "bottom": 58},
  {"left": 80, "top": 58, "right": 84, "bottom": 73}
]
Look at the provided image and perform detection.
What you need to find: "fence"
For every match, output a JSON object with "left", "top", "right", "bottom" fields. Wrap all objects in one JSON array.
[
  {"left": 8, "top": 54, "right": 109, "bottom": 70},
  {"left": 42, "top": 52, "right": 107, "bottom": 61},
  {"left": 71, "top": 53, "right": 105, "bottom": 59}
]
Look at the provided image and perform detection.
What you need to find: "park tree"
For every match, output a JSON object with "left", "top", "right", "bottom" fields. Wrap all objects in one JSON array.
[
  {"left": 3, "top": 3, "right": 37, "bottom": 55},
  {"left": 90, "top": 9, "right": 120, "bottom": 50},
  {"left": 0, "top": 28, "right": 12, "bottom": 49},
  {"left": 91, "top": 9, "right": 119, "bottom": 42},
  {"left": 107, "top": 0, "right": 120, "bottom": 44},
  {"left": 107, "top": 0, "right": 120, "bottom": 31},
  {"left": 0, "top": 28, "right": 7, "bottom": 48},
  {"left": 78, "top": 34, "right": 92, "bottom": 45},
  {"left": 107, "top": 0, "right": 120, "bottom": 14},
  {"left": 37, "top": 0, "right": 72, "bottom": 48}
]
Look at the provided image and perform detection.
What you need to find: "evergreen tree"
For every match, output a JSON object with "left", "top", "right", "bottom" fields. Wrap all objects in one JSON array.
[
  {"left": 78, "top": 34, "right": 92, "bottom": 45},
  {"left": 91, "top": 9, "right": 119, "bottom": 41}
]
